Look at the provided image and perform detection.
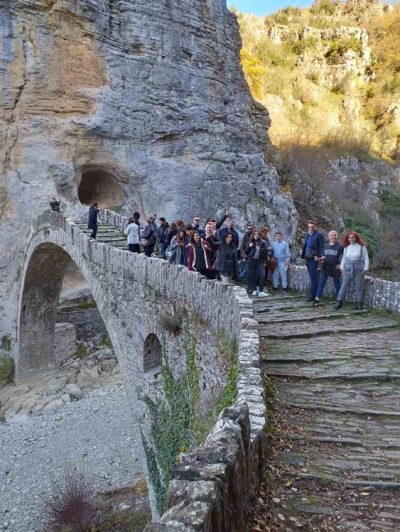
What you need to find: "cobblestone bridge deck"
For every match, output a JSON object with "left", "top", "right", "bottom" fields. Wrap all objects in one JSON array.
[{"left": 253, "top": 293, "right": 400, "bottom": 531}]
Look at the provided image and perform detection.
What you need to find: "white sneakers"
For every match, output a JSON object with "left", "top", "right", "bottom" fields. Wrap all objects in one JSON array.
[{"left": 252, "top": 290, "right": 269, "bottom": 297}]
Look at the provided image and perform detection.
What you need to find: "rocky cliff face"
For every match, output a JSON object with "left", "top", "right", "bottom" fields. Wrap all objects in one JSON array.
[
  {"left": 0, "top": 0, "right": 296, "bottom": 241},
  {"left": 0, "top": 0, "right": 297, "bottom": 341}
]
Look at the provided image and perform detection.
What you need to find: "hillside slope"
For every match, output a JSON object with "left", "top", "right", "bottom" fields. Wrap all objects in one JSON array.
[{"left": 235, "top": 0, "right": 400, "bottom": 277}]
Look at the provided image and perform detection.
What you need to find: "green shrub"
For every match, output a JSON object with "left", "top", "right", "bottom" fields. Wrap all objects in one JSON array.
[
  {"left": 159, "top": 312, "right": 182, "bottom": 336},
  {"left": 383, "top": 75, "right": 400, "bottom": 94},
  {"left": 378, "top": 188, "right": 400, "bottom": 220},
  {"left": 325, "top": 37, "right": 363, "bottom": 64},
  {"left": 74, "top": 343, "right": 87, "bottom": 360},
  {"left": 311, "top": 0, "right": 337, "bottom": 16},
  {"left": 0, "top": 354, "right": 13, "bottom": 385},
  {"left": 292, "top": 37, "right": 317, "bottom": 55}
]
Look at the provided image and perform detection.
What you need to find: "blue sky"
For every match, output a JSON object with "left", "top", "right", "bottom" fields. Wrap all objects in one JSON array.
[{"left": 227, "top": 0, "right": 313, "bottom": 16}]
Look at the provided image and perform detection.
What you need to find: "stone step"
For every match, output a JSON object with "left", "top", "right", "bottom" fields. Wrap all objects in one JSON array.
[
  {"left": 273, "top": 381, "right": 400, "bottom": 415},
  {"left": 257, "top": 308, "right": 369, "bottom": 323},
  {"left": 260, "top": 316, "right": 398, "bottom": 339}
]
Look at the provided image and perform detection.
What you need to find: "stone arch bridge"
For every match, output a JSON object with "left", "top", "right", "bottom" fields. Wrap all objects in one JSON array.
[{"left": 13, "top": 209, "right": 266, "bottom": 524}]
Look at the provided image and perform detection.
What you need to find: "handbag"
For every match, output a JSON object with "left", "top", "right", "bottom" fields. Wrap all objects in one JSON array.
[{"left": 267, "top": 257, "right": 277, "bottom": 272}]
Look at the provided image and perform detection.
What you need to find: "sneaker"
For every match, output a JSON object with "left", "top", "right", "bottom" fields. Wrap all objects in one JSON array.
[
  {"left": 313, "top": 298, "right": 323, "bottom": 306},
  {"left": 252, "top": 290, "right": 258, "bottom": 296},
  {"left": 258, "top": 291, "right": 269, "bottom": 297},
  {"left": 283, "top": 287, "right": 289, "bottom": 293}
]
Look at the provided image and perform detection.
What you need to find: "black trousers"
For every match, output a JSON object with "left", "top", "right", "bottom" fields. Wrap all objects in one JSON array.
[
  {"left": 198, "top": 268, "right": 213, "bottom": 279},
  {"left": 89, "top": 224, "right": 98, "bottom": 239},
  {"left": 144, "top": 243, "right": 155, "bottom": 257},
  {"left": 129, "top": 244, "right": 140, "bottom": 253}
]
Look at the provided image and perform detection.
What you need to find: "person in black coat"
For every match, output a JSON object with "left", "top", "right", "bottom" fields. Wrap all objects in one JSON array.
[
  {"left": 88, "top": 202, "right": 99, "bottom": 239},
  {"left": 213, "top": 233, "right": 238, "bottom": 284},
  {"left": 301, "top": 220, "right": 325, "bottom": 301},
  {"left": 246, "top": 230, "right": 269, "bottom": 297}
]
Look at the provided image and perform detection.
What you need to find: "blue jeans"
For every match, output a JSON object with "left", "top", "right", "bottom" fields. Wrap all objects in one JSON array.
[
  {"left": 272, "top": 261, "right": 288, "bottom": 289},
  {"left": 306, "top": 258, "right": 319, "bottom": 298},
  {"left": 248, "top": 260, "right": 266, "bottom": 292},
  {"left": 316, "top": 271, "right": 341, "bottom": 298}
]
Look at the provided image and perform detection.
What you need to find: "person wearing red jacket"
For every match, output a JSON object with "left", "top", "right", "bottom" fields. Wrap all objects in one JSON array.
[{"left": 187, "top": 232, "right": 213, "bottom": 278}]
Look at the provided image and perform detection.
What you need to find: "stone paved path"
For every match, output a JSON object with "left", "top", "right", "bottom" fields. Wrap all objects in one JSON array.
[{"left": 253, "top": 293, "right": 400, "bottom": 530}]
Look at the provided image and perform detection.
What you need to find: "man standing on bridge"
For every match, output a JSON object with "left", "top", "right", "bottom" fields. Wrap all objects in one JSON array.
[
  {"left": 301, "top": 220, "right": 324, "bottom": 302},
  {"left": 88, "top": 202, "right": 99, "bottom": 240}
]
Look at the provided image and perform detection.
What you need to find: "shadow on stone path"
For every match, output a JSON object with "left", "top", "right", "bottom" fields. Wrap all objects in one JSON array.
[{"left": 251, "top": 292, "right": 400, "bottom": 531}]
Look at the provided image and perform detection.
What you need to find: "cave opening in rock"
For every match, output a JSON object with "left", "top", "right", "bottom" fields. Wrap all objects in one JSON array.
[{"left": 78, "top": 168, "right": 124, "bottom": 208}]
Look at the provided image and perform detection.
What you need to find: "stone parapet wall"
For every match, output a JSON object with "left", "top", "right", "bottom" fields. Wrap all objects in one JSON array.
[
  {"left": 288, "top": 264, "right": 400, "bottom": 313},
  {"left": 30, "top": 210, "right": 266, "bottom": 529},
  {"left": 93, "top": 211, "right": 266, "bottom": 529}
]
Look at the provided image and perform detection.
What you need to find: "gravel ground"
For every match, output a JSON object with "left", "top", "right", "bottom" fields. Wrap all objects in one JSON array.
[{"left": 0, "top": 381, "right": 143, "bottom": 531}]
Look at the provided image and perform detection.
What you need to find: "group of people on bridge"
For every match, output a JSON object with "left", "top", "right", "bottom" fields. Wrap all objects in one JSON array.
[{"left": 86, "top": 203, "right": 370, "bottom": 308}]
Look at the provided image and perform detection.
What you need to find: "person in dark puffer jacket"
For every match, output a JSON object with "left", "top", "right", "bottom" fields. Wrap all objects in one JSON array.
[{"left": 213, "top": 233, "right": 238, "bottom": 284}]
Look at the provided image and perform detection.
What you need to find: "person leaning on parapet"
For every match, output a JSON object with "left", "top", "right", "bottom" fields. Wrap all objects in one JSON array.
[
  {"left": 157, "top": 217, "right": 170, "bottom": 259},
  {"left": 335, "top": 230, "right": 369, "bottom": 311},
  {"left": 125, "top": 217, "right": 140, "bottom": 253},
  {"left": 88, "top": 202, "right": 99, "bottom": 240},
  {"left": 301, "top": 220, "right": 325, "bottom": 302},
  {"left": 49, "top": 197, "right": 61, "bottom": 212},
  {"left": 313, "top": 230, "right": 343, "bottom": 306},
  {"left": 141, "top": 214, "right": 158, "bottom": 257},
  {"left": 271, "top": 231, "right": 290, "bottom": 292}
]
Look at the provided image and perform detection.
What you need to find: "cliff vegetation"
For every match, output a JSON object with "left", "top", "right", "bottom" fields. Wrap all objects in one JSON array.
[{"left": 234, "top": 0, "right": 400, "bottom": 277}]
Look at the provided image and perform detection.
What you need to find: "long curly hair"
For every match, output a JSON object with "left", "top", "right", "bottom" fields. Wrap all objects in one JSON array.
[{"left": 342, "top": 230, "right": 367, "bottom": 247}]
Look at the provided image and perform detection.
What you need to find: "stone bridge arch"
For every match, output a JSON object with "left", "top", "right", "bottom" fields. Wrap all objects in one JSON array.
[
  {"left": 14, "top": 210, "right": 261, "bottom": 520},
  {"left": 16, "top": 213, "right": 126, "bottom": 379}
]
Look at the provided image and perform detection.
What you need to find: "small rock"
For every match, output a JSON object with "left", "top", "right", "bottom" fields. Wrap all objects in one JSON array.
[
  {"left": 77, "top": 367, "right": 101, "bottom": 389},
  {"left": 61, "top": 394, "right": 71, "bottom": 403},
  {"left": 95, "top": 349, "right": 115, "bottom": 362},
  {"left": 101, "top": 359, "right": 117, "bottom": 373},
  {"left": 44, "top": 399, "right": 63, "bottom": 411},
  {"left": 63, "top": 384, "right": 83, "bottom": 400},
  {"left": 44, "top": 376, "right": 68, "bottom": 395}
]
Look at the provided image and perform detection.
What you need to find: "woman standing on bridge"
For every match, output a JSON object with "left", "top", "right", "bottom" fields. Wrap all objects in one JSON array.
[
  {"left": 125, "top": 217, "right": 140, "bottom": 253},
  {"left": 246, "top": 230, "right": 269, "bottom": 297},
  {"left": 213, "top": 233, "right": 238, "bottom": 284},
  {"left": 335, "top": 231, "right": 369, "bottom": 310},
  {"left": 169, "top": 229, "right": 189, "bottom": 266},
  {"left": 187, "top": 231, "right": 213, "bottom": 278}
]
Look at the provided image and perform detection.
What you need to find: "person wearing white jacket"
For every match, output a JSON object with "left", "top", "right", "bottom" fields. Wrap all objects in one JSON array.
[
  {"left": 125, "top": 218, "right": 140, "bottom": 253},
  {"left": 335, "top": 231, "right": 369, "bottom": 310}
]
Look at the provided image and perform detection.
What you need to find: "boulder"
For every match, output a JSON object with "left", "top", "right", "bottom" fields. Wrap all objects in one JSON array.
[{"left": 63, "top": 383, "right": 83, "bottom": 400}]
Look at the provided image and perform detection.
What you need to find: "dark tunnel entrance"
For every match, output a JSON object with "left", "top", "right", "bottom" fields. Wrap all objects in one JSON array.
[{"left": 78, "top": 168, "right": 124, "bottom": 208}]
